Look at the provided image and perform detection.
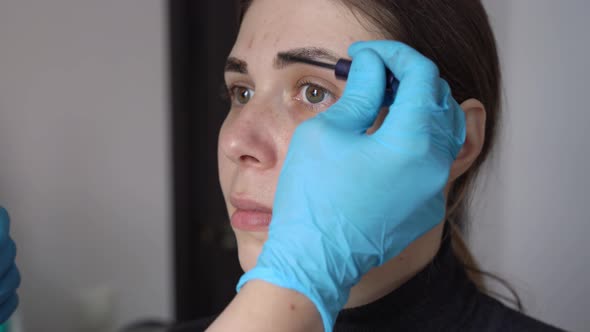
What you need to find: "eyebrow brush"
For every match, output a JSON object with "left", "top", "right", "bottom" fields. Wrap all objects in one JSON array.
[{"left": 279, "top": 54, "right": 399, "bottom": 106}]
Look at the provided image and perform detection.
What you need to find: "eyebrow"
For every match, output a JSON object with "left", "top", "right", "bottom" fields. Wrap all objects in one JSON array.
[
  {"left": 274, "top": 47, "right": 341, "bottom": 69},
  {"left": 224, "top": 47, "right": 342, "bottom": 74},
  {"left": 225, "top": 57, "right": 248, "bottom": 74}
]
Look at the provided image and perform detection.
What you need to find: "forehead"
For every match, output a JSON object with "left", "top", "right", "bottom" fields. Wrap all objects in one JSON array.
[{"left": 232, "top": 0, "right": 379, "bottom": 59}]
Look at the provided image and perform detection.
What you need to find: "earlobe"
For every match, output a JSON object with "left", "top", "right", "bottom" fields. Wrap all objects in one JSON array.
[{"left": 449, "top": 98, "right": 487, "bottom": 182}]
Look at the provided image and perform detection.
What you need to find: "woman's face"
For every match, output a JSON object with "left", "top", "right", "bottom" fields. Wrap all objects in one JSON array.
[{"left": 218, "top": 0, "right": 383, "bottom": 271}]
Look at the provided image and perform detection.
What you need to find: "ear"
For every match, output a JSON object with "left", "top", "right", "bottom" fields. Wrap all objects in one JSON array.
[{"left": 449, "top": 98, "right": 487, "bottom": 182}]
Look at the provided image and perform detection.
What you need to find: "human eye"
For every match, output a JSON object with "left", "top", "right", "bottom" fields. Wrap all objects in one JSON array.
[
  {"left": 294, "top": 80, "right": 337, "bottom": 113},
  {"left": 223, "top": 84, "right": 255, "bottom": 107}
]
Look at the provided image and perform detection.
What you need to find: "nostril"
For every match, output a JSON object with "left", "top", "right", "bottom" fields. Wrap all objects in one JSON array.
[{"left": 240, "top": 155, "right": 260, "bottom": 164}]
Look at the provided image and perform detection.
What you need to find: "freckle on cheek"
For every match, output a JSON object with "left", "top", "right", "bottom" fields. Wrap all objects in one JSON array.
[
  {"left": 290, "top": 303, "right": 296, "bottom": 311},
  {"left": 247, "top": 37, "right": 254, "bottom": 49}
]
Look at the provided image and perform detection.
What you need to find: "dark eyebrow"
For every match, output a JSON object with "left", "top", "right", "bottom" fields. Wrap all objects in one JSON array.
[
  {"left": 274, "top": 47, "right": 341, "bottom": 69},
  {"left": 225, "top": 57, "right": 248, "bottom": 74},
  {"left": 224, "top": 47, "right": 342, "bottom": 74}
]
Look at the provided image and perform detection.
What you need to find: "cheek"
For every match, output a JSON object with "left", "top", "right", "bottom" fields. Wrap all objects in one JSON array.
[
  {"left": 285, "top": 99, "right": 324, "bottom": 124},
  {"left": 217, "top": 117, "right": 234, "bottom": 195},
  {"left": 217, "top": 156, "right": 231, "bottom": 196},
  {"left": 366, "top": 107, "right": 389, "bottom": 135}
]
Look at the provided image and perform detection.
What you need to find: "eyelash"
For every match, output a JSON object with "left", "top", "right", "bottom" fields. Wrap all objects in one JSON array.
[
  {"left": 294, "top": 80, "right": 336, "bottom": 112},
  {"left": 221, "top": 80, "right": 337, "bottom": 113}
]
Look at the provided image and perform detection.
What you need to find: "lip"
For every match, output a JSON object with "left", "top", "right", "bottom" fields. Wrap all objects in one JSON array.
[
  {"left": 230, "top": 196, "right": 273, "bottom": 213},
  {"left": 230, "top": 196, "right": 272, "bottom": 232}
]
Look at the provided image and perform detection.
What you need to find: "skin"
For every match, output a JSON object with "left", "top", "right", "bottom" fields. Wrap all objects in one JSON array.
[{"left": 212, "top": 0, "right": 486, "bottom": 329}]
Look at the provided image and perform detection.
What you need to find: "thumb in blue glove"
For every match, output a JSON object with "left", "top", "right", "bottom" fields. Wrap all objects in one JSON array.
[
  {"left": 237, "top": 40, "right": 466, "bottom": 332},
  {"left": 0, "top": 208, "right": 21, "bottom": 324}
]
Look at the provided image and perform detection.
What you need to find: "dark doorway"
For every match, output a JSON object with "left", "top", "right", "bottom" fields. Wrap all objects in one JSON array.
[{"left": 168, "top": 0, "right": 242, "bottom": 322}]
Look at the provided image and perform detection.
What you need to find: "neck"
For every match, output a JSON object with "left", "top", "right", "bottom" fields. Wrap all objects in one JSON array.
[{"left": 344, "top": 222, "right": 445, "bottom": 308}]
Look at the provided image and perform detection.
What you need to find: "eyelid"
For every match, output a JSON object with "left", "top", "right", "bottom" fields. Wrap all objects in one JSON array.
[
  {"left": 222, "top": 76, "right": 341, "bottom": 110},
  {"left": 222, "top": 82, "right": 255, "bottom": 108},
  {"left": 224, "top": 72, "right": 255, "bottom": 90},
  {"left": 295, "top": 77, "right": 341, "bottom": 99},
  {"left": 224, "top": 80, "right": 255, "bottom": 99},
  {"left": 224, "top": 77, "right": 255, "bottom": 90},
  {"left": 293, "top": 80, "right": 339, "bottom": 113}
]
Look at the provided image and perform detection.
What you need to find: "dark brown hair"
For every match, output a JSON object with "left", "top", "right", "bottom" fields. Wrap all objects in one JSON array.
[{"left": 239, "top": 0, "right": 521, "bottom": 310}]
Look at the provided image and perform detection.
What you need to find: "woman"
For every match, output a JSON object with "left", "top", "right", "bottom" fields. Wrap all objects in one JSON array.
[{"left": 171, "top": 0, "right": 565, "bottom": 331}]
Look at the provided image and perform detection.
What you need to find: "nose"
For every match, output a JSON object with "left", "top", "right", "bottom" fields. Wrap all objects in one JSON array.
[{"left": 218, "top": 102, "right": 278, "bottom": 171}]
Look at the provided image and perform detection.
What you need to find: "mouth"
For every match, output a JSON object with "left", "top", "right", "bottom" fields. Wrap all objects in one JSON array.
[{"left": 230, "top": 195, "right": 273, "bottom": 232}]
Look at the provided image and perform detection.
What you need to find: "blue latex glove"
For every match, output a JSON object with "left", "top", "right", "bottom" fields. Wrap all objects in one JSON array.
[
  {"left": 236, "top": 40, "right": 466, "bottom": 331},
  {"left": 0, "top": 208, "right": 20, "bottom": 323}
]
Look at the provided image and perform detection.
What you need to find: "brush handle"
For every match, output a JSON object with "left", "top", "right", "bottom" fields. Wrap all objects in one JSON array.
[{"left": 335, "top": 59, "right": 398, "bottom": 107}]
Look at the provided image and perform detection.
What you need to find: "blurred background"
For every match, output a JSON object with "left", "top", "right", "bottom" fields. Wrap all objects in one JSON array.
[{"left": 0, "top": 0, "right": 588, "bottom": 331}]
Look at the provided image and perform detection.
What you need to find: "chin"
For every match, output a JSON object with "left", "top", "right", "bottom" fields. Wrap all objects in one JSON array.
[{"left": 235, "top": 230, "right": 267, "bottom": 272}]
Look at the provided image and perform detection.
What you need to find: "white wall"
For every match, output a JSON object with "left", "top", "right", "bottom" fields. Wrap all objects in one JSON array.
[
  {"left": 0, "top": 1, "right": 171, "bottom": 331},
  {"left": 473, "top": 1, "right": 590, "bottom": 332}
]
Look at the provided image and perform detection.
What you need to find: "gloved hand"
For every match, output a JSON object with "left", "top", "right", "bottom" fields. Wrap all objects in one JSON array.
[
  {"left": 0, "top": 207, "right": 20, "bottom": 323},
  {"left": 236, "top": 40, "right": 466, "bottom": 331}
]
